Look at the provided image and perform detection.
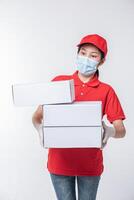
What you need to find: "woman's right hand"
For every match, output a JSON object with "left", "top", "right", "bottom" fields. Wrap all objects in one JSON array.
[{"left": 32, "top": 105, "right": 44, "bottom": 147}]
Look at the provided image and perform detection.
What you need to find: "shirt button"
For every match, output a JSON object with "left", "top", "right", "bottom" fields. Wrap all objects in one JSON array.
[
  {"left": 81, "top": 92, "right": 84, "bottom": 95},
  {"left": 82, "top": 84, "right": 85, "bottom": 87}
]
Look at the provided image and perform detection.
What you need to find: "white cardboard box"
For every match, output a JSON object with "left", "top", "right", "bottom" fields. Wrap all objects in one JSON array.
[
  {"left": 43, "top": 101, "right": 102, "bottom": 148},
  {"left": 43, "top": 126, "right": 102, "bottom": 148},
  {"left": 43, "top": 101, "right": 102, "bottom": 126},
  {"left": 12, "top": 80, "right": 75, "bottom": 106}
]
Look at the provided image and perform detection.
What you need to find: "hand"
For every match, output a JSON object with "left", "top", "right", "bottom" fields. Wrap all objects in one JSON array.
[
  {"left": 34, "top": 122, "right": 44, "bottom": 147},
  {"left": 101, "top": 121, "right": 116, "bottom": 148}
]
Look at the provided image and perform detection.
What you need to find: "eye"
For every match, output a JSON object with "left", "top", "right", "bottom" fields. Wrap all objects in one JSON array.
[
  {"left": 91, "top": 55, "right": 97, "bottom": 58},
  {"left": 80, "top": 51, "right": 86, "bottom": 55}
]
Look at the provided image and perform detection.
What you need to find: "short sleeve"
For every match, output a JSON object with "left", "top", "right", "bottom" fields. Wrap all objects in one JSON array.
[
  {"left": 104, "top": 87, "right": 126, "bottom": 123},
  {"left": 51, "top": 76, "right": 59, "bottom": 81},
  {"left": 51, "top": 75, "right": 72, "bottom": 82},
  {"left": 51, "top": 76, "right": 60, "bottom": 82}
]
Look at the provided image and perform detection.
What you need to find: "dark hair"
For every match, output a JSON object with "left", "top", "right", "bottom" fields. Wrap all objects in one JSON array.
[{"left": 77, "top": 43, "right": 105, "bottom": 77}]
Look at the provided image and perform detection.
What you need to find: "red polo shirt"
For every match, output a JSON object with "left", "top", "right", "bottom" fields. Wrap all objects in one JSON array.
[{"left": 47, "top": 70, "right": 126, "bottom": 176}]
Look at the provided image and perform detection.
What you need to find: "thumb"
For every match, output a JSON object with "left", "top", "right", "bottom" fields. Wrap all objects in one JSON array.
[
  {"left": 101, "top": 141, "right": 107, "bottom": 149},
  {"left": 38, "top": 126, "right": 44, "bottom": 147},
  {"left": 103, "top": 134, "right": 109, "bottom": 144}
]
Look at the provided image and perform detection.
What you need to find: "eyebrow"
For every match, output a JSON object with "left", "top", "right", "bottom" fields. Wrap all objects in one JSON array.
[
  {"left": 80, "top": 48, "right": 99, "bottom": 54},
  {"left": 91, "top": 52, "right": 99, "bottom": 54},
  {"left": 80, "top": 47, "right": 86, "bottom": 51}
]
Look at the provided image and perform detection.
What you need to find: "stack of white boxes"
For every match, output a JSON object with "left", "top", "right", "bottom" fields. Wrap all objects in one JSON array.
[
  {"left": 12, "top": 79, "right": 102, "bottom": 148},
  {"left": 43, "top": 102, "right": 102, "bottom": 148}
]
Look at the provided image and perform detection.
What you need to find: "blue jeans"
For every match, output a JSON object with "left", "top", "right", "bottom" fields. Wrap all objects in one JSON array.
[{"left": 50, "top": 173, "right": 100, "bottom": 200}]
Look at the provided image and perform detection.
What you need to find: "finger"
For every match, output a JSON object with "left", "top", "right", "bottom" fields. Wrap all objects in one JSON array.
[
  {"left": 101, "top": 141, "right": 107, "bottom": 149},
  {"left": 38, "top": 128, "right": 44, "bottom": 147},
  {"left": 103, "top": 135, "right": 109, "bottom": 144},
  {"left": 102, "top": 130, "right": 106, "bottom": 140}
]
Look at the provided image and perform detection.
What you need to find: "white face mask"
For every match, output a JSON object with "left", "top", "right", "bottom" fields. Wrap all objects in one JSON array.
[{"left": 76, "top": 55, "right": 99, "bottom": 76}]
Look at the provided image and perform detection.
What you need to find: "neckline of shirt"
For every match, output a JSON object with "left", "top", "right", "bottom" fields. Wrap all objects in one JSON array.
[{"left": 71, "top": 70, "right": 100, "bottom": 87}]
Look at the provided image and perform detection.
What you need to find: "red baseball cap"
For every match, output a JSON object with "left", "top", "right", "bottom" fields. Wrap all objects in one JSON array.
[{"left": 77, "top": 34, "right": 108, "bottom": 57}]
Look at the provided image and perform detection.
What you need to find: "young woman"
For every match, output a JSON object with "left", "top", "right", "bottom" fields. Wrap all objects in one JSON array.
[{"left": 32, "top": 34, "right": 126, "bottom": 200}]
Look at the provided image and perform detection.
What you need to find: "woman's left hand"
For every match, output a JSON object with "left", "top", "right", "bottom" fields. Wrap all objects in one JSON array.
[{"left": 101, "top": 121, "right": 116, "bottom": 148}]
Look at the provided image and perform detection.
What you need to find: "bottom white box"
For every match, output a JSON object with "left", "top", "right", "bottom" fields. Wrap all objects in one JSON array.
[{"left": 43, "top": 127, "right": 102, "bottom": 148}]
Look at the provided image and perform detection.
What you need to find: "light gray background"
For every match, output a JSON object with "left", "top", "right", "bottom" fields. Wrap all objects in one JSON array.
[{"left": 0, "top": 0, "right": 133, "bottom": 199}]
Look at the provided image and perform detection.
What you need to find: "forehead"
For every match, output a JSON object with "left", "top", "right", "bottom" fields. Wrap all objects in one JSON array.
[{"left": 80, "top": 43, "right": 100, "bottom": 53}]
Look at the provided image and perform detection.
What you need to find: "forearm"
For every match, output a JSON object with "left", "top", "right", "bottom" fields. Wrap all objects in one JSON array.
[
  {"left": 113, "top": 120, "right": 126, "bottom": 138},
  {"left": 114, "top": 126, "right": 126, "bottom": 138},
  {"left": 32, "top": 105, "right": 43, "bottom": 127},
  {"left": 32, "top": 115, "right": 42, "bottom": 126}
]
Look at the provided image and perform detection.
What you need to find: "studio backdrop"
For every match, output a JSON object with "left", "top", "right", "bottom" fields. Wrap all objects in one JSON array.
[{"left": 0, "top": 0, "right": 133, "bottom": 199}]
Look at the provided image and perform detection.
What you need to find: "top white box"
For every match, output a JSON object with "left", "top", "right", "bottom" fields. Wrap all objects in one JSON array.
[
  {"left": 12, "top": 80, "right": 75, "bottom": 106},
  {"left": 43, "top": 101, "right": 102, "bottom": 126}
]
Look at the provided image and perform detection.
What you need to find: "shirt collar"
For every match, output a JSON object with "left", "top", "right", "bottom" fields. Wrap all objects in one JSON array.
[{"left": 71, "top": 70, "right": 100, "bottom": 87}]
